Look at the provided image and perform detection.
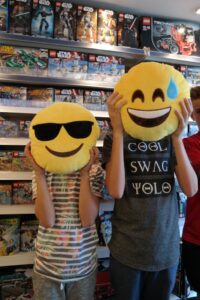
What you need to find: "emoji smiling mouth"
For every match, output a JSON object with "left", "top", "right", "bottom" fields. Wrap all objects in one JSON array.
[
  {"left": 45, "top": 144, "right": 83, "bottom": 157},
  {"left": 127, "top": 107, "right": 171, "bottom": 127}
]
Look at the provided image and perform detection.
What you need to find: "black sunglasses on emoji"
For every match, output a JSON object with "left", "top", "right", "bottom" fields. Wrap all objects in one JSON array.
[{"left": 32, "top": 121, "right": 94, "bottom": 141}]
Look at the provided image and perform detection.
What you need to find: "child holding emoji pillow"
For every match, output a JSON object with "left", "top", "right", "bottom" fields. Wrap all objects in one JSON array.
[
  {"left": 102, "top": 62, "right": 198, "bottom": 300},
  {"left": 25, "top": 103, "right": 104, "bottom": 300}
]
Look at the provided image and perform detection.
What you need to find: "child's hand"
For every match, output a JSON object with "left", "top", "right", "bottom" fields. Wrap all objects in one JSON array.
[
  {"left": 24, "top": 142, "right": 45, "bottom": 175},
  {"left": 172, "top": 98, "right": 193, "bottom": 139},
  {"left": 80, "top": 147, "right": 99, "bottom": 176},
  {"left": 107, "top": 92, "right": 127, "bottom": 133}
]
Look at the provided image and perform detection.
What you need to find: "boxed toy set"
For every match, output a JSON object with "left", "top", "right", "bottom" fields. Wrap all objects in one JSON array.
[
  {"left": 0, "top": 217, "right": 20, "bottom": 256},
  {"left": 12, "top": 151, "right": 32, "bottom": 171},
  {"left": 0, "top": 151, "right": 12, "bottom": 171},
  {"left": 18, "top": 120, "right": 31, "bottom": 137},
  {"left": 97, "top": 8, "right": 117, "bottom": 45},
  {"left": 76, "top": 5, "right": 97, "bottom": 43},
  {"left": 48, "top": 49, "right": 88, "bottom": 79},
  {"left": 54, "top": 88, "right": 83, "bottom": 104},
  {"left": 12, "top": 181, "right": 32, "bottom": 204},
  {"left": 31, "top": 0, "right": 54, "bottom": 38},
  {"left": 0, "top": 0, "right": 8, "bottom": 32},
  {"left": 27, "top": 87, "right": 53, "bottom": 106},
  {"left": 54, "top": 1, "right": 76, "bottom": 40},
  {"left": 84, "top": 90, "right": 102, "bottom": 111},
  {"left": 20, "top": 219, "right": 38, "bottom": 252},
  {"left": 87, "top": 54, "right": 125, "bottom": 82},
  {"left": 139, "top": 16, "right": 200, "bottom": 56},
  {"left": 0, "top": 45, "right": 48, "bottom": 76},
  {"left": 117, "top": 13, "right": 139, "bottom": 48},
  {"left": 0, "top": 118, "right": 19, "bottom": 137},
  {"left": 0, "top": 184, "right": 12, "bottom": 205},
  {"left": 9, "top": 0, "right": 32, "bottom": 35},
  {"left": 178, "top": 65, "right": 200, "bottom": 86},
  {"left": 0, "top": 85, "right": 27, "bottom": 106}
]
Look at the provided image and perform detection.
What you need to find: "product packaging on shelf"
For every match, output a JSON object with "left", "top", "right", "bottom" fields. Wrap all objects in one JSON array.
[
  {"left": 117, "top": 13, "right": 139, "bottom": 48},
  {"left": 54, "top": 1, "right": 76, "bottom": 41},
  {"left": 139, "top": 16, "right": 200, "bottom": 56},
  {"left": 12, "top": 181, "right": 33, "bottom": 204},
  {"left": 0, "top": 217, "right": 20, "bottom": 256},
  {"left": 27, "top": 87, "right": 54, "bottom": 107},
  {"left": 31, "top": 0, "right": 54, "bottom": 38},
  {"left": 178, "top": 65, "right": 200, "bottom": 86},
  {"left": 8, "top": 0, "right": 32, "bottom": 35},
  {"left": 55, "top": 88, "right": 83, "bottom": 104},
  {"left": 76, "top": 5, "right": 97, "bottom": 43},
  {"left": 0, "top": 85, "right": 27, "bottom": 106},
  {"left": 97, "top": 8, "right": 117, "bottom": 45},
  {"left": 0, "top": 184, "right": 12, "bottom": 205},
  {"left": 0, "top": 0, "right": 8, "bottom": 32}
]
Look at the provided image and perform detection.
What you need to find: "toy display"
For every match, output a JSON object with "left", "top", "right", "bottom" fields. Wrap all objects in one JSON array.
[
  {"left": 0, "top": 217, "right": 20, "bottom": 256},
  {"left": 18, "top": 120, "right": 31, "bottom": 137},
  {"left": 178, "top": 65, "right": 200, "bottom": 87},
  {"left": 55, "top": 88, "right": 83, "bottom": 104},
  {"left": 11, "top": 151, "right": 32, "bottom": 171},
  {"left": 0, "top": 184, "right": 12, "bottom": 205},
  {"left": 0, "top": 45, "right": 48, "bottom": 76},
  {"left": 76, "top": 5, "right": 97, "bottom": 43},
  {"left": 48, "top": 50, "right": 88, "bottom": 79},
  {"left": 114, "top": 61, "right": 190, "bottom": 141},
  {"left": 97, "top": 9, "right": 117, "bottom": 45},
  {"left": 96, "top": 119, "right": 111, "bottom": 140},
  {"left": 0, "top": 85, "right": 27, "bottom": 106},
  {"left": 54, "top": 1, "right": 76, "bottom": 40},
  {"left": 0, "top": 151, "right": 12, "bottom": 171},
  {"left": 9, "top": 0, "right": 32, "bottom": 35},
  {"left": 31, "top": 0, "right": 54, "bottom": 38},
  {"left": 0, "top": 118, "right": 19, "bottom": 137},
  {"left": 140, "top": 16, "right": 200, "bottom": 56},
  {"left": 29, "top": 102, "right": 100, "bottom": 173},
  {"left": 118, "top": 13, "right": 139, "bottom": 48},
  {"left": 12, "top": 181, "right": 32, "bottom": 204},
  {"left": 0, "top": 0, "right": 8, "bottom": 32},
  {"left": 84, "top": 90, "right": 102, "bottom": 111},
  {"left": 27, "top": 87, "right": 53, "bottom": 107},
  {"left": 20, "top": 219, "right": 38, "bottom": 252},
  {"left": 87, "top": 54, "right": 125, "bottom": 82}
]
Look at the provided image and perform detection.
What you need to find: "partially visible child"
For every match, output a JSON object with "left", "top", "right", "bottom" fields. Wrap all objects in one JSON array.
[
  {"left": 103, "top": 91, "right": 198, "bottom": 300},
  {"left": 25, "top": 142, "right": 104, "bottom": 300},
  {"left": 182, "top": 86, "right": 200, "bottom": 299}
]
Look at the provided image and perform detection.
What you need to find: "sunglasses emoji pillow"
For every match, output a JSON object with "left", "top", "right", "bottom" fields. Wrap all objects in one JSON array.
[
  {"left": 114, "top": 62, "right": 190, "bottom": 141},
  {"left": 29, "top": 102, "right": 100, "bottom": 174}
]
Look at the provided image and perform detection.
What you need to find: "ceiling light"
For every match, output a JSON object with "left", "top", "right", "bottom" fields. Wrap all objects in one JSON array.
[{"left": 195, "top": 8, "right": 200, "bottom": 14}]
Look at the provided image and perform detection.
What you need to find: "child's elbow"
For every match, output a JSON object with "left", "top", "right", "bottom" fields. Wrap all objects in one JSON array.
[
  {"left": 107, "top": 187, "right": 123, "bottom": 199},
  {"left": 185, "top": 185, "right": 198, "bottom": 198},
  {"left": 81, "top": 218, "right": 94, "bottom": 227}
]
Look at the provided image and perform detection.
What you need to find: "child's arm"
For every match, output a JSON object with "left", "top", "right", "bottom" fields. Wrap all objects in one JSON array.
[
  {"left": 172, "top": 98, "right": 198, "bottom": 197},
  {"left": 24, "top": 142, "right": 55, "bottom": 228},
  {"left": 105, "top": 92, "right": 127, "bottom": 199},
  {"left": 79, "top": 147, "right": 100, "bottom": 227}
]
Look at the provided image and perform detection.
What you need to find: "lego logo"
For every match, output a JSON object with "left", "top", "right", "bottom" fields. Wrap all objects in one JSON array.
[{"left": 143, "top": 17, "right": 151, "bottom": 25}]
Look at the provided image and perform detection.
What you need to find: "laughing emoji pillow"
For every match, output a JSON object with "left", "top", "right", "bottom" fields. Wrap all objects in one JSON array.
[
  {"left": 114, "top": 62, "right": 190, "bottom": 141},
  {"left": 29, "top": 102, "right": 100, "bottom": 174}
]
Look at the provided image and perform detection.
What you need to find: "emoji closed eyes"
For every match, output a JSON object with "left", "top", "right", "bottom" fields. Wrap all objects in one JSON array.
[
  {"left": 114, "top": 62, "right": 190, "bottom": 141},
  {"left": 29, "top": 102, "right": 100, "bottom": 174}
]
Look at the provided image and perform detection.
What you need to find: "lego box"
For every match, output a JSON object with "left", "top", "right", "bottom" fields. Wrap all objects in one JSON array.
[
  {"left": 0, "top": 151, "right": 12, "bottom": 171},
  {"left": 0, "top": 184, "right": 12, "bottom": 204},
  {"left": 76, "top": 5, "right": 97, "bottom": 43},
  {"left": 55, "top": 88, "right": 83, "bottom": 104},
  {"left": 97, "top": 9, "right": 117, "bottom": 45},
  {"left": 9, "top": 0, "right": 32, "bottom": 35},
  {"left": 117, "top": 13, "right": 139, "bottom": 48},
  {"left": 139, "top": 16, "right": 200, "bottom": 56},
  {"left": 48, "top": 49, "right": 88, "bottom": 79},
  {"left": 0, "top": 0, "right": 8, "bottom": 32},
  {"left": 0, "top": 85, "right": 27, "bottom": 106},
  {"left": 54, "top": 1, "right": 76, "bottom": 40},
  {"left": 27, "top": 87, "right": 53, "bottom": 107},
  {"left": 0, "top": 217, "right": 20, "bottom": 256},
  {"left": 31, "top": 0, "right": 54, "bottom": 38},
  {"left": 12, "top": 181, "right": 33, "bottom": 204},
  {"left": 12, "top": 151, "right": 32, "bottom": 171}
]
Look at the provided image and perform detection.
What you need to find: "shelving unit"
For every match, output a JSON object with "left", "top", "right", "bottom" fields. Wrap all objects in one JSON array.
[{"left": 0, "top": 31, "right": 199, "bottom": 289}]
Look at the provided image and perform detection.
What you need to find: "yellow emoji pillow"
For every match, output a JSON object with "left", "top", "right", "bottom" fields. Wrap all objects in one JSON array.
[
  {"left": 114, "top": 62, "right": 190, "bottom": 141},
  {"left": 29, "top": 102, "right": 100, "bottom": 174}
]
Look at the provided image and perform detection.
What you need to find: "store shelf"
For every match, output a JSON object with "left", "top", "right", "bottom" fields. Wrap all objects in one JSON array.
[
  {"left": 0, "top": 73, "right": 115, "bottom": 89},
  {"left": 0, "top": 204, "right": 34, "bottom": 215},
  {"left": 0, "top": 137, "right": 29, "bottom": 146},
  {"left": 1, "top": 33, "right": 200, "bottom": 66},
  {"left": 0, "top": 251, "right": 35, "bottom": 267},
  {"left": 0, "top": 171, "right": 32, "bottom": 181}
]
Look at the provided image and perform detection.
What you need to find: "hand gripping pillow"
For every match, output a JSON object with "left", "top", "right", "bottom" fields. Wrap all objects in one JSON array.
[
  {"left": 114, "top": 62, "right": 190, "bottom": 141},
  {"left": 29, "top": 102, "right": 100, "bottom": 174}
]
